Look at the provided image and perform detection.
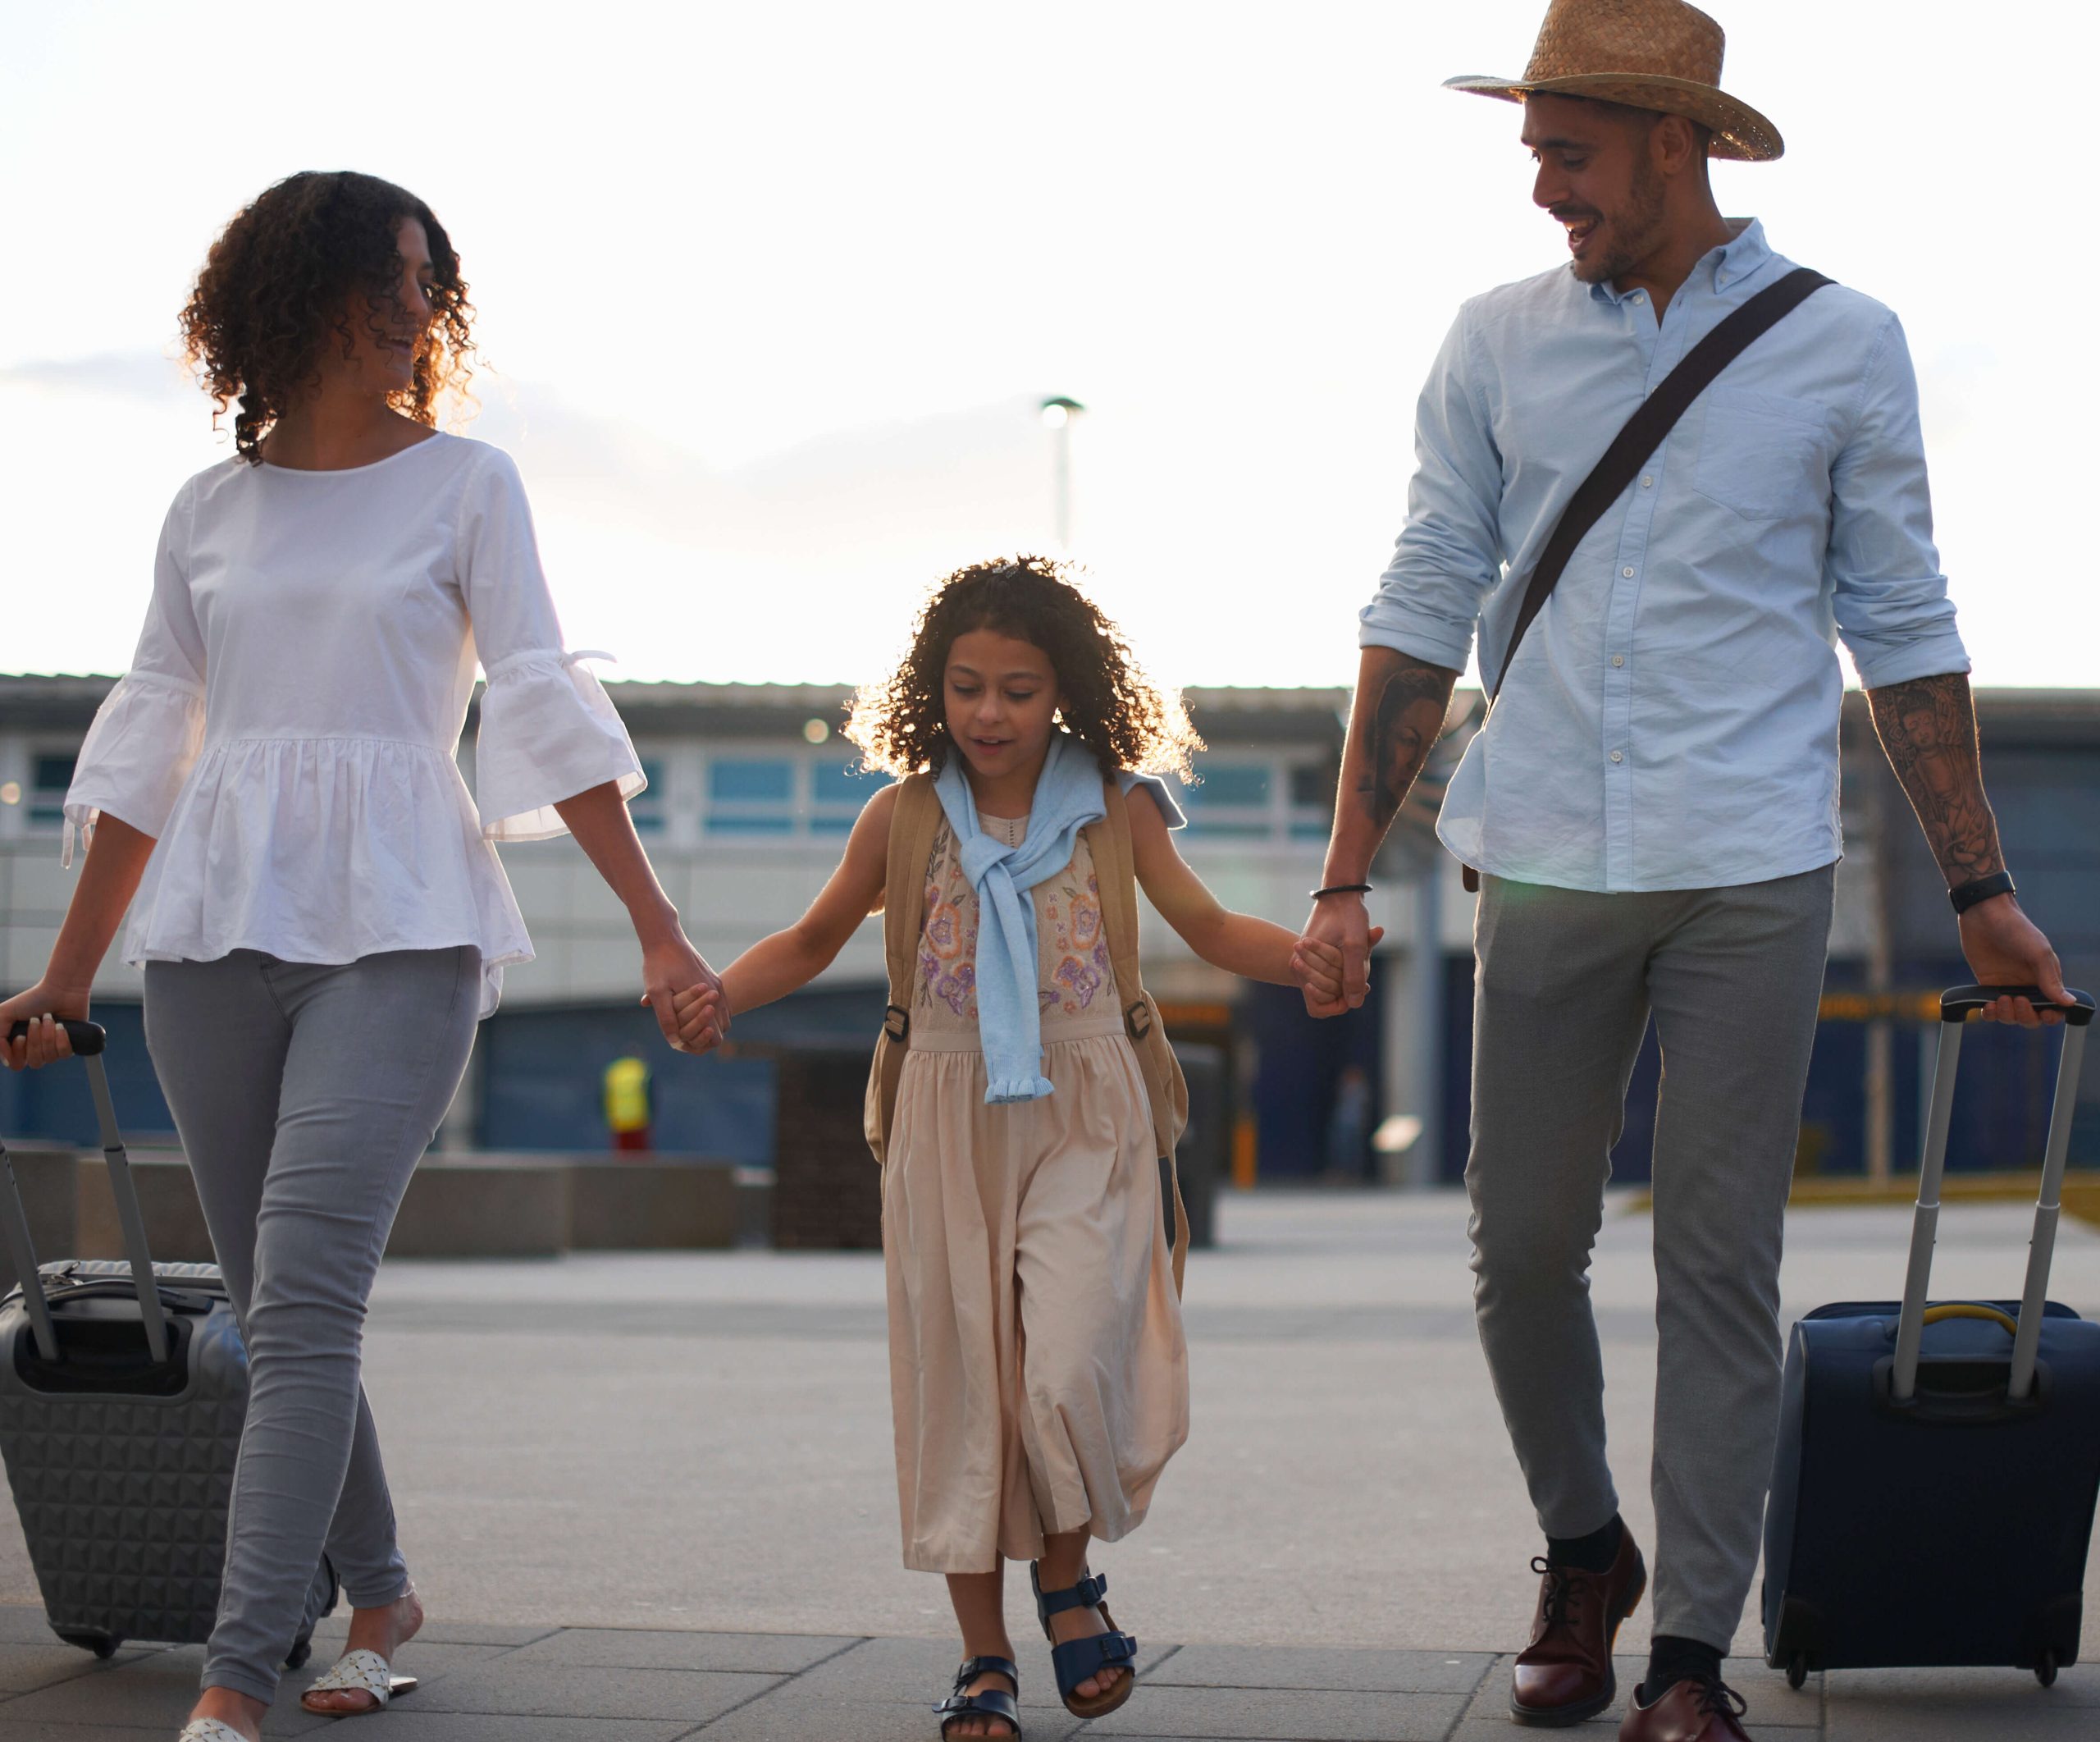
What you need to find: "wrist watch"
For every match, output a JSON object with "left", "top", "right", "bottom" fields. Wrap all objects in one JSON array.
[{"left": 1949, "top": 871, "right": 2016, "bottom": 914}]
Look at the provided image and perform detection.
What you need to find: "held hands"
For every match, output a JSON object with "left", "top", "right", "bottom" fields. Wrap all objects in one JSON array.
[
  {"left": 637, "top": 935, "right": 731, "bottom": 1055},
  {"left": 1958, "top": 895, "right": 2071, "bottom": 1028},
  {"left": 1292, "top": 895, "right": 1383, "bottom": 1018},
  {"left": 0, "top": 981, "right": 91, "bottom": 1072}
]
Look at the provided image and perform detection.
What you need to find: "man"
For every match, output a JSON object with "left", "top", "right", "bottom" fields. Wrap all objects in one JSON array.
[{"left": 1301, "top": 3, "right": 2069, "bottom": 1738}]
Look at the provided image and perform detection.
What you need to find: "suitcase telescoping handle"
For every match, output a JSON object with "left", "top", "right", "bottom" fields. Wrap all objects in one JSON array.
[
  {"left": 1892, "top": 985, "right": 2094, "bottom": 1404},
  {"left": 0, "top": 1019, "right": 171, "bottom": 1365}
]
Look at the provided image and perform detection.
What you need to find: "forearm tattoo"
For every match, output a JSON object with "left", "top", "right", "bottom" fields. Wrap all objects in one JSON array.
[
  {"left": 1866, "top": 672, "right": 2004, "bottom": 886},
  {"left": 1354, "top": 661, "right": 1458, "bottom": 833}
]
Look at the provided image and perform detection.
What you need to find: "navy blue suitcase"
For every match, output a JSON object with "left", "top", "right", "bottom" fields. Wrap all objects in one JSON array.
[{"left": 1763, "top": 985, "right": 2098, "bottom": 1689}]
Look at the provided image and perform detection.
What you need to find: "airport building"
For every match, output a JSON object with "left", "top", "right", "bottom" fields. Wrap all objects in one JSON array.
[{"left": 3, "top": 676, "right": 2095, "bottom": 1182}]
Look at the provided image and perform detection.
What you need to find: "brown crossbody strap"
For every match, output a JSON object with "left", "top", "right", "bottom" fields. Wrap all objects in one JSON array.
[{"left": 1488, "top": 266, "right": 1833, "bottom": 702}]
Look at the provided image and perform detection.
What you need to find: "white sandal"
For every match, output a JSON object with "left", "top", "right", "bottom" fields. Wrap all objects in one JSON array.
[
  {"left": 298, "top": 1647, "right": 419, "bottom": 1716},
  {"left": 178, "top": 1723, "right": 253, "bottom": 1742}
]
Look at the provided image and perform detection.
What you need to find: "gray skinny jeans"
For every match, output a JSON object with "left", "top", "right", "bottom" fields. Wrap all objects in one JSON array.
[
  {"left": 144, "top": 946, "right": 479, "bottom": 1703},
  {"left": 1467, "top": 866, "right": 1833, "bottom": 1651}
]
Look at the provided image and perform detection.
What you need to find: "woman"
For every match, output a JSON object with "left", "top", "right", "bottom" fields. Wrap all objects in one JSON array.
[{"left": 0, "top": 171, "right": 723, "bottom": 1742}]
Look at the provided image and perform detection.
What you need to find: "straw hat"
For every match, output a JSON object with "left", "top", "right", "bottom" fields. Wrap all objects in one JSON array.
[{"left": 1445, "top": 0, "right": 1782, "bottom": 162}]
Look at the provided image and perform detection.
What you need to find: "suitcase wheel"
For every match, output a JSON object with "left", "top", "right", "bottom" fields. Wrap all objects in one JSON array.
[
  {"left": 1786, "top": 1653, "right": 1809, "bottom": 1691},
  {"left": 56, "top": 1630, "right": 121, "bottom": 1660},
  {"left": 286, "top": 1635, "right": 314, "bottom": 1671},
  {"left": 2037, "top": 1650, "right": 2059, "bottom": 1689}
]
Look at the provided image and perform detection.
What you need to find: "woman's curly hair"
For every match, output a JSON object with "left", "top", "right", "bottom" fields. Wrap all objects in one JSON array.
[
  {"left": 847, "top": 555, "right": 1201, "bottom": 783},
  {"left": 179, "top": 171, "right": 474, "bottom": 462}
]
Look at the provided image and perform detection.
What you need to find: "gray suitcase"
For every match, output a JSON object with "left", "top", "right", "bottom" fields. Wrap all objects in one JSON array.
[{"left": 0, "top": 1018, "right": 334, "bottom": 1662}]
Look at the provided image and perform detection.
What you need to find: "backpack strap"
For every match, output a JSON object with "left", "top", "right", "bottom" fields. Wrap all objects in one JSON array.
[
  {"left": 867, "top": 772, "right": 943, "bottom": 1163},
  {"left": 1088, "top": 781, "right": 1190, "bottom": 1294}
]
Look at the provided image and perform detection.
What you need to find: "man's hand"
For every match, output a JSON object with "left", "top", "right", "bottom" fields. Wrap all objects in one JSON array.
[
  {"left": 638, "top": 936, "right": 729, "bottom": 1054},
  {"left": 1958, "top": 896, "right": 2070, "bottom": 1028},
  {"left": 1298, "top": 894, "right": 1379, "bottom": 1017}
]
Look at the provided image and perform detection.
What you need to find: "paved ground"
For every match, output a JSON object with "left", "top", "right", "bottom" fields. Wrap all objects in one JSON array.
[{"left": 2, "top": 1189, "right": 2098, "bottom": 1737}]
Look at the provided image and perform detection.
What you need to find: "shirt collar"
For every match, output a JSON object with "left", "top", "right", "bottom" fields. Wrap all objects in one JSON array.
[{"left": 1586, "top": 217, "right": 1772, "bottom": 305}]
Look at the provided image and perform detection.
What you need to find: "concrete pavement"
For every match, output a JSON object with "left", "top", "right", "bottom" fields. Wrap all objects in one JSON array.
[{"left": 2, "top": 1189, "right": 2097, "bottom": 1736}]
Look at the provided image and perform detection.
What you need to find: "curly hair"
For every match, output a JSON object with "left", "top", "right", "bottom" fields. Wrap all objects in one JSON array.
[
  {"left": 847, "top": 554, "right": 1202, "bottom": 784},
  {"left": 179, "top": 171, "right": 475, "bottom": 462}
]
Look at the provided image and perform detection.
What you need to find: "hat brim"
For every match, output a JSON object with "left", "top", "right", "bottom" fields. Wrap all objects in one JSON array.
[{"left": 1444, "top": 71, "right": 1783, "bottom": 162}]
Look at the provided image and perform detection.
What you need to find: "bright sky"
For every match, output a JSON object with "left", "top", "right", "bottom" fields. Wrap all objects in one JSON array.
[{"left": 2, "top": 1, "right": 2092, "bottom": 690}]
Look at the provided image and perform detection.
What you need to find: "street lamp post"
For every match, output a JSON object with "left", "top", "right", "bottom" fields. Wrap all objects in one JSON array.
[{"left": 1039, "top": 395, "right": 1085, "bottom": 550}]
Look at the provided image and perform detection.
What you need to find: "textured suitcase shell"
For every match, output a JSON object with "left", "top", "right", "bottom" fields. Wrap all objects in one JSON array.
[{"left": 0, "top": 1259, "right": 335, "bottom": 1656}]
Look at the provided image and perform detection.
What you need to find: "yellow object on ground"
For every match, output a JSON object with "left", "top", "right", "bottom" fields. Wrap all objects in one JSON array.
[{"left": 602, "top": 1056, "right": 651, "bottom": 1135}]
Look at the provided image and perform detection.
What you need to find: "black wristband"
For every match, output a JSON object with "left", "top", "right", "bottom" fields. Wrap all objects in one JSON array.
[
  {"left": 1949, "top": 871, "right": 2016, "bottom": 914},
  {"left": 1310, "top": 882, "right": 1373, "bottom": 900}
]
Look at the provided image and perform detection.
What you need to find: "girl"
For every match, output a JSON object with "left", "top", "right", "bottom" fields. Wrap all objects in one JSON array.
[
  {"left": 0, "top": 171, "right": 721, "bottom": 1742},
  {"left": 700, "top": 556, "right": 1350, "bottom": 1738}
]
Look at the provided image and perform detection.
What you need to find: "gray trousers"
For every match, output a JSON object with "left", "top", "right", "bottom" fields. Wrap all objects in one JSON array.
[
  {"left": 143, "top": 947, "right": 480, "bottom": 1703},
  {"left": 1468, "top": 866, "right": 1833, "bottom": 1650}
]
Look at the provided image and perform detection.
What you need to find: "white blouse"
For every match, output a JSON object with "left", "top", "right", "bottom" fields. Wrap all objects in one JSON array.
[{"left": 65, "top": 433, "right": 644, "bottom": 1017}]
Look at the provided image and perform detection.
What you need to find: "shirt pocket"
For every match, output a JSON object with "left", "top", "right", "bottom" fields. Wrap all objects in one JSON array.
[{"left": 1692, "top": 386, "right": 1829, "bottom": 521}]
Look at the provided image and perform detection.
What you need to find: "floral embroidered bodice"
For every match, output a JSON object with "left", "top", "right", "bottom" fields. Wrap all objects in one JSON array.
[{"left": 913, "top": 813, "right": 1116, "bottom": 1041}]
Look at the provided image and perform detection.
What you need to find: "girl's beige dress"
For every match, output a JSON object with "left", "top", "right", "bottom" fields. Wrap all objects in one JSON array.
[{"left": 883, "top": 811, "right": 1189, "bottom": 1573}]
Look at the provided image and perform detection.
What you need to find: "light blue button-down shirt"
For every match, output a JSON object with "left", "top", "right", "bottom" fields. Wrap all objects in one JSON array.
[{"left": 1360, "top": 220, "right": 1968, "bottom": 893}]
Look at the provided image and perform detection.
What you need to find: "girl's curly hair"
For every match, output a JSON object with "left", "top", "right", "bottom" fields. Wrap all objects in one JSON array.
[
  {"left": 179, "top": 171, "right": 475, "bottom": 462},
  {"left": 847, "top": 555, "right": 1201, "bottom": 783}
]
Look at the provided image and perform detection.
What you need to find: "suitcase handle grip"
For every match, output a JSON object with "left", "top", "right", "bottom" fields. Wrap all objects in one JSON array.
[
  {"left": 1920, "top": 1301, "right": 2019, "bottom": 1336},
  {"left": 1938, "top": 986, "right": 2093, "bottom": 1026},
  {"left": 5, "top": 1019, "right": 107, "bottom": 1056},
  {"left": 1894, "top": 994, "right": 2090, "bottom": 1403},
  {"left": 0, "top": 1037, "right": 170, "bottom": 1365}
]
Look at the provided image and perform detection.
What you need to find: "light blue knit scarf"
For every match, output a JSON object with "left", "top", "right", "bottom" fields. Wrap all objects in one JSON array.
[{"left": 934, "top": 732, "right": 1110, "bottom": 1104}]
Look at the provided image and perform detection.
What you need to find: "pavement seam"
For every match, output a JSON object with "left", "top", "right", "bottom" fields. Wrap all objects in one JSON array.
[{"left": 671, "top": 1631, "right": 870, "bottom": 1735}]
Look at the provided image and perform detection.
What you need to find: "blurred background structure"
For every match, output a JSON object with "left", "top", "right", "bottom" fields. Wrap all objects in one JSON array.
[{"left": 6, "top": 679, "right": 2094, "bottom": 1209}]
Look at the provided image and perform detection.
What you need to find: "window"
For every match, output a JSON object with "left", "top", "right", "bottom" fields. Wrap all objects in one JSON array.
[
  {"left": 811, "top": 758, "right": 884, "bottom": 834},
  {"left": 29, "top": 752, "right": 76, "bottom": 827},
  {"left": 628, "top": 757, "right": 666, "bottom": 834},
  {"left": 1179, "top": 761, "right": 1274, "bottom": 838},
  {"left": 1288, "top": 760, "right": 1338, "bottom": 840},
  {"left": 705, "top": 757, "right": 796, "bottom": 835}
]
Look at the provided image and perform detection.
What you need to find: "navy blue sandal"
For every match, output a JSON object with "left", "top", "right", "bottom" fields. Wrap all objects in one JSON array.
[
  {"left": 933, "top": 1654, "right": 1021, "bottom": 1739},
  {"left": 1029, "top": 1564, "right": 1138, "bottom": 1719}
]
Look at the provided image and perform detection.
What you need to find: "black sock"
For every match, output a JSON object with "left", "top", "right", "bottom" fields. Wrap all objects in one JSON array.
[
  {"left": 1544, "top": 1513, "right": 1623, "bottom": 1574},
  {"left": 1641, "top": 1635, "right": 1723, "bottom": 1703}
]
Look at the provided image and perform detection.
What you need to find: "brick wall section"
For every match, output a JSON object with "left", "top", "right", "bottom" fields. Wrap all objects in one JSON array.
[{"left": 769, "top": 1049, "right": 883, "bottom": 1250}]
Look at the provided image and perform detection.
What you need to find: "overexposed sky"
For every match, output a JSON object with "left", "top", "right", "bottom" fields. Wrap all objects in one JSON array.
[{"left": 2, "top": 0, "right": 2092, "bottom": 689}]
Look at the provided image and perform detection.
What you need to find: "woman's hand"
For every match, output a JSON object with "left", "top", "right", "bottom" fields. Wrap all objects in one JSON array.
[
  {"left": 0, "top": 981, "right": 93, "bottom": 1071},
  {"left": 638, "top": 935, "right": 729, "bottom": 1055}
]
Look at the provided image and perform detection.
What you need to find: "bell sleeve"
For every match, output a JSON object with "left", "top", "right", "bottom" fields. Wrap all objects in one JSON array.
[
  {"left": 62, "top": 487, "right": 209, "bottom": 866},
  {"left": 460, "top": 448, "right": 646, "bottom": 842}
]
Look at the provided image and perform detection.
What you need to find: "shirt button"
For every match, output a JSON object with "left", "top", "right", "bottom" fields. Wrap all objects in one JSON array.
[
  {"left": 1641, "top": 475, "right": 1655, "bottom": 488},
  {"left": 1622, "top": 565, "right": 1635, "bottom": 578},
  {"left": 1630, "top": 291, "right": 1645, "bottom": 303},
  {"left": 1611, "top": 654, "right": 1626, "bottom": 668},
  {"left": 1610, "top": 750, "right": 1624, "bottom": 763}
]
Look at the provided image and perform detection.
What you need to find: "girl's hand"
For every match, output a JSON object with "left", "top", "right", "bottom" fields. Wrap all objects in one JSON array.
[
  {"left": 1292, "top": 928, "right": 1381, "bottom": 1017},
  {"left": 637, "top": 935, "right": 729, "bottom": 1054},
  {"left": 670, "top": 981, "right": 729, "bottom": 1056},
  {"left": 1, "top": 981, "right": 93, "bottom": 1072}
]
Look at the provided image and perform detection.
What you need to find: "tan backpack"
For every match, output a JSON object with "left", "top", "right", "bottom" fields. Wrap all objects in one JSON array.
[{"left": 861, "top": 772, "right": 1191, "bottom": 1292}]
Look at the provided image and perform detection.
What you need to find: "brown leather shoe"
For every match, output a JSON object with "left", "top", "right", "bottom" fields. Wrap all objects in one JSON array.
[
  {"left": 1618, "top": 1673, "right": 1751, "bottom": 1740},
  {"left": 1509, "top": 1526, "right": 1647, "bottom": 1726}
]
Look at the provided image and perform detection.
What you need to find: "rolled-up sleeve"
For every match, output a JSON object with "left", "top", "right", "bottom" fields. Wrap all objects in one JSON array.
[
  {"left": 63, "top": 487, "right": 208, "bottom": 864},
  {"left": 1358, "top": 301, "right": 1504, "bottom": 671},
  {"left": 462, "top": 449, "right": 644, "bottom": 841},
  {"left": 1828, "top": 313, "right": 1969, "bottom": 688}
]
